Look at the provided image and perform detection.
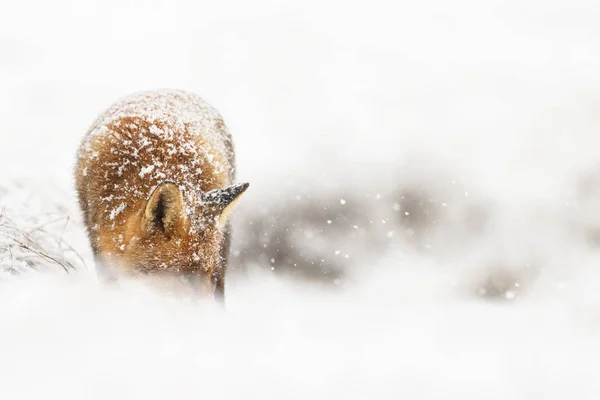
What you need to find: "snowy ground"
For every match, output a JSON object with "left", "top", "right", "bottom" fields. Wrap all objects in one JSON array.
[{"left": 3, "top": 0, "right": 600, "bottom": 398}]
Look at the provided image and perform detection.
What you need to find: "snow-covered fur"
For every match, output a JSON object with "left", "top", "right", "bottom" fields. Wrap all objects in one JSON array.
[{"left": 75, "top": 89, "right": 249, "bottom": 301}]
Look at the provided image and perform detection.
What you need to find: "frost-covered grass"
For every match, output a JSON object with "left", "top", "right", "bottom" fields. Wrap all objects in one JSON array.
[
  {"left": 4, "top": 0, "right": 600, "bottom": 398},
  {"left": 0, "top": 208, "right": 78, "bottom": 275},
  {"left": 0, "top": 183, "right": 87, "bottom": 278}
]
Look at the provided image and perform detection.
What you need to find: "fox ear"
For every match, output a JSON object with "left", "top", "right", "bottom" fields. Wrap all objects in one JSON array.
[
  {"left": 143, "top": 182, "right": 185, "bottom": 238},
  {"left": 202, "top": 182, "right": 249, "bottom": 224}
]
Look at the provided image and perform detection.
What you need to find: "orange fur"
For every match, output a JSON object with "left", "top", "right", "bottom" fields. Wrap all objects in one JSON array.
[{"left": 75, "top": 89, "right": 247, "bottom": 300}]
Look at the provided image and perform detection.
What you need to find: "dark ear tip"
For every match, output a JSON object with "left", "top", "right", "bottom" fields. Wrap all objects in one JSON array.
[
  {"left": 229, "top": 182, "right": 249, "bottom": 196},
  {"left": 231, "top": 182, "right": 249, "bottom": 198},
  {"left": 202, "top": 182, "right": 250, "bottom": 207}
]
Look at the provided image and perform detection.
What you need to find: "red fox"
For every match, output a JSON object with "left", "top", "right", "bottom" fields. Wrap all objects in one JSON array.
[{"left": 75, "top": 89, "right": 249, "bottom": 301}]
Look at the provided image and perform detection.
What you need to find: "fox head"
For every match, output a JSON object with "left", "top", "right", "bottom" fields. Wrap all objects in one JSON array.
[{"left": 99, "top": 181, "right": 249, "bottom": 298}]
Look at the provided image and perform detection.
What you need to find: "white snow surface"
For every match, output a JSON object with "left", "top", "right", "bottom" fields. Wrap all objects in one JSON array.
[{"left": 3, "top": 0, "right": 600, "bottom": 398}]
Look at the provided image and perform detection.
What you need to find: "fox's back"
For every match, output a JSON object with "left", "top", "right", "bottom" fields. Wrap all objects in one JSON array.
[{"left": 76, "top": 89, "right": 236, "bottom": 254}]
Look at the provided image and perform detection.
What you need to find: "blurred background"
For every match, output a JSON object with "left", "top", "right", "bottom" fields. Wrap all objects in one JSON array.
[{"left": 3, "top": 0, "right": 600, "bottom": 398}]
